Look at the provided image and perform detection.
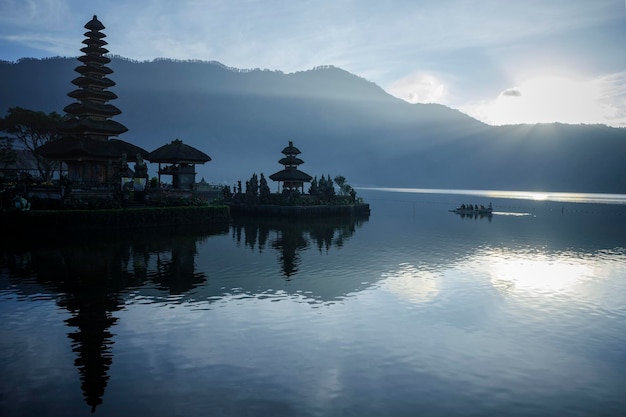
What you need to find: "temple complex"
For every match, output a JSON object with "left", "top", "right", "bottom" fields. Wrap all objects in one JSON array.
[
  {"left": 269, "top": 141, "right": 312, "bottom": 193},
  {"left": 37, "top": 15, "right": 147, "bottom": 186}
]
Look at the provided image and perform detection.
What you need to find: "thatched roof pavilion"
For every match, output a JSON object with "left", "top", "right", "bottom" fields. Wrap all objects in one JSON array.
[
  {"left": 146, "top": 139, "right": 211, "bottom": 190},
  {"left": 146, "top": 139, "right": 211, "bottom": 164}
]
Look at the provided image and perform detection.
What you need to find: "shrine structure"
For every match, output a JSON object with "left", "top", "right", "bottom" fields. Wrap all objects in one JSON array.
[
  {"left": 37, "top": 15, "right": 147, "bottom": 186},
  {"left": 269, "top": 141, "right": 312, "bottom": 193},
  {"left": 147, "top": 139, "right": 211, "bottom": 190}
]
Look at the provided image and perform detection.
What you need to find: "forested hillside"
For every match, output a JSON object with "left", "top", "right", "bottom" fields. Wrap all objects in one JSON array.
[{"left": 2, "top": 57, "right": 625, "bottom": 193}]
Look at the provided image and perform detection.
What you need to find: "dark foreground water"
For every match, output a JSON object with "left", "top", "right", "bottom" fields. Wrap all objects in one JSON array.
[{"left": 1, "top": 189, "right": 626, "bottom": 417}]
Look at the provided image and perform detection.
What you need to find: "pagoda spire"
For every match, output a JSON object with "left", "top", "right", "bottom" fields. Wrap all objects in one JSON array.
[
  {"left": 269, "top": 140, "right": 312, "bottom": 192},
  {"left": 62, "top": 15, "right": 127, "bottom": 141},
  {"left": 37, "top": 15, "right": 147, "bottom": 186}
]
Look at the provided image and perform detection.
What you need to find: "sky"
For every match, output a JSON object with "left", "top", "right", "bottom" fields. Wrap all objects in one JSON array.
[{"left": 1, "top": 0, "right": 625, "bottom": 127}]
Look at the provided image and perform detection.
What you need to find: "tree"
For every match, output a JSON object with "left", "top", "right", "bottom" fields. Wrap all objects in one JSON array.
[
  {"left": 308, "top": 176, "right": 319, "bottom": 195},
  {"left": 0, "top": 135, "right": 16, "bottom": 171},
  {"left": 334, "top": 175, "right": 345, "bottom": 188},
  {"left": 259, "top": 173, "right": 271, "bottom": 203},
  {"left": 245, "top": 173, "right": 259, "bottom": 204},
  {"left": 334, "top": 175, "right": 355, "bottom": 199},
  {"left": 222, "top": 185, "right": 232, "bottom": 201},
  {"left": 0, "top": 107, "right": 66, "bottom": 182},
  {"left": 319, "top": 174, "right": 335, "bottom": 201},
  {"left": 334, "top": 175, "right": 348, "bottom": 195}
]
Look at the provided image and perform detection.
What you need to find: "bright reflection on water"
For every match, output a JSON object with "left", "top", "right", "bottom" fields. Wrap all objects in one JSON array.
[
  {"left": 362, "top": 186, "right": 626, "bottom": 205},
  {"left": 1, "top": 189, "right": 626, "bottom": 416},
  {"left": 487, "top": 249, "right": 592, "bottom": 294}
]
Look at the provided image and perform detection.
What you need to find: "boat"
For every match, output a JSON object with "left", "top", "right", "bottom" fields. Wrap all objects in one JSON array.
[{"left": 450, "top": 203, "right": 493, "bottom": 216}]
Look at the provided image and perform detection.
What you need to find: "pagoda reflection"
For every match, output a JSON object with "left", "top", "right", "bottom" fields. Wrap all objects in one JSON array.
[
  {"left": 3, "top": 223, "right": 228, "bottom": 412},
  {"left": 232, "top": 213, "right": 370, "bottom": 277},
  {"left": 150, "top": 233, "right": 207, "bottom": 294}
]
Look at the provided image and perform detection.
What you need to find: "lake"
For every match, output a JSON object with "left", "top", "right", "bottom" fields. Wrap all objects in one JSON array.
[{"left": 1, "top": 188, "right": 626, "bottom": 417}]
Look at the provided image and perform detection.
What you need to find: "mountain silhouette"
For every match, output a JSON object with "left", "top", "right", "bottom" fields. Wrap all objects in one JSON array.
[{"left": 1, "top": 57, "right": 625, "bottom": 193}]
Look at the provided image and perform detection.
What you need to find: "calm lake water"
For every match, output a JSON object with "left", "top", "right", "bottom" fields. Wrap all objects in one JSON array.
[{"left": 2, "top": 188, "right": 626, "bottom": 417}]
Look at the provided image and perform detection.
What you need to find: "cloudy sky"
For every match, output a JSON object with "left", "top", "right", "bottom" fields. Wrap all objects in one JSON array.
[{"left": 1, "top": 0, "right": 625, "bottom": 127}]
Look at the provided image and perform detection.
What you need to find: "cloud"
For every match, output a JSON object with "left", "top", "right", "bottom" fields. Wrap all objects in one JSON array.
[
  {"left": 502, "top": 89, "right": 522, "bottom": 97},
  {"left": 386, "top": 73, "right": 448, "bottom": 104},
  {"left": 461, "top": 72, "right": 626, "bottom": 127},
  {"left": 3, "top": 1, "right": 621, "bottom": 72}
]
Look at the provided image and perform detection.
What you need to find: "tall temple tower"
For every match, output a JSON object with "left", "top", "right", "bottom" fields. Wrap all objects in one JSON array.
[
  {"left": 38, "top": 15, "right": 146, "bottom": 185},
  {"left": 269, "top": 141, "right": 312, "bottom": 192},
  {"left": 63, "top": 15, "right": 128, "bottom": 141}
]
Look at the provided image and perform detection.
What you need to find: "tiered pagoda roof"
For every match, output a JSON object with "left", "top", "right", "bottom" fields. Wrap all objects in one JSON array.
[
  {"left": 37, "top": 15, "right": 146, "bottom": 185},
  {"left": 62, "top": 15, "right": 128, "bottom": 140},
  {"left": 37, "top": 138, "right": 147, "bottom": 161},
  {"left": 269, "top": 141, "right": 312, "bottom": 190},
  {"left": 38, "top": 16, "right": 145, "bottom": 162}
]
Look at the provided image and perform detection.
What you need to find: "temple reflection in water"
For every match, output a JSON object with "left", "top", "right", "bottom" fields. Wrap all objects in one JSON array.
[
  {"left": 1, "top": 213, "right": 369, "bottom": 412},
  {"left": 231, "top": 214, "right": 370, "bottom": 277},
  {"left": 3, "top": 191, "right": 626, "bottom": 416},
  {"left": 2, "top": 223, "right": 228, "bottom": 412}
]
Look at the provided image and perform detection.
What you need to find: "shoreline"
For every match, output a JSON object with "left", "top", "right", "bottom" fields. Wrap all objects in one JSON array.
[
  {"left": 0, "top": 205, "right": 230, "bottom": 236},
  {"left": 0, "top": 203, "right": 371, "bottom": 237},
  {"left": 227, "top": 202, "right": 370, "bottom": 217}
]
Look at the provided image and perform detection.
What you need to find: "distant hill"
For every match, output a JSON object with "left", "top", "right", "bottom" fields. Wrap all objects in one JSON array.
[{"left": 1, "top": 57, "right": 625, "bottom": 193}]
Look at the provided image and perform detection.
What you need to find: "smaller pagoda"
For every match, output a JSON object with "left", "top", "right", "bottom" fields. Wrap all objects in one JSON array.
[{"left": 269, "top": 141, "right": 312, "bottom": 193}]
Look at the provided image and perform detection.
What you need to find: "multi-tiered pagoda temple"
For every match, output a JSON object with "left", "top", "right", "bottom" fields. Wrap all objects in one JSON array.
[
  {"left": 269, "top": 141, "right": 312, "bottom": 192},
  {"left": 37, "top": 15, "right": 147, "bottom": 185}
]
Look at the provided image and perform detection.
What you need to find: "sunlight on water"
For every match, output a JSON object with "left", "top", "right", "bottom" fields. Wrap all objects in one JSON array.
[
  {"left": 359, "top": 187, "right": 626, "bottom": 205},
  {"left": 493, "top": 211, "right": 533, "bottom": 216},
  {"left": 485, "top": 190, "right": 626, "bottom": 204},
  {"left": 480, "top": 249, "right": 595, "bottom": 295},
  {"left": 380, "top": 263, "right": 440, "bottom": 304}
]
